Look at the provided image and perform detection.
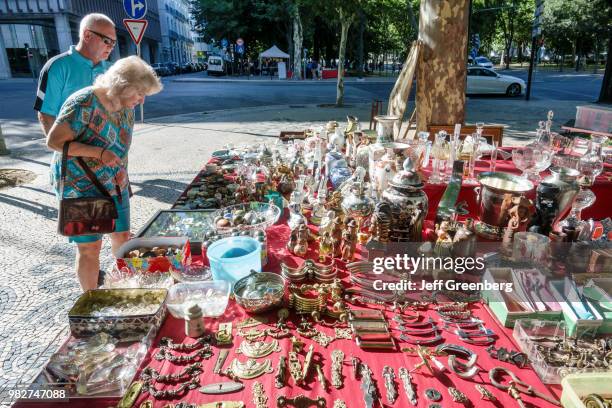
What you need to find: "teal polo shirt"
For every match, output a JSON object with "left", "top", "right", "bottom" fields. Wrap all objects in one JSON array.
[{"left": 34, "top": 45, "right": 110, "bottom": 117}]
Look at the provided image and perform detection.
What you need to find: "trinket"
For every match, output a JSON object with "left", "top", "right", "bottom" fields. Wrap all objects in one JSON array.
[
  {"left": 199, "top": 381, "right": 244, "bottom": 395},
  {"left": 331, "top": 350, "right": 344, "bottom": 389},
  {"left": 237, "top": 316, "right": 269, "bottom": 328},
  {"left": 142, "top": 367, "right": 200, "bottom": 399},
  {"left": 448, "top": 387, "right": 468, "bottom": 403},
  {"left": 215, "top": 322, "right": 233, "bottom": 345},
  {"left": 252, "top": 382, "right": 268, "bottom": 408},
  {"left": 399, "top": 367, "right": 417, "bottom": 406},
  {"left": 424, "top": 388, "right": 442, "bottom": 402},
  {"left": 315, "top": 363, "right": 328, "bottom": 390},
  {"left": 351, "top": 356, "right": 362, "bottom": 379},
  {"left": 139, "top": 401, "right": 152, "bottom": 408},
  {"left": 141, "top": 363, "right": 202, "bottom": 383},
  {"left": 214, "top": 349, "right": 229, "bottom": 374},
  {"left": 281, "top": 260, "right": 337, "bottom": 283},
  {"left": 236, "top": 339, "right": 281, "bottom": 358},
  {"left": 382, "top": 366, "right": 398, "bottom": 404},
  {"left": 486, "top": 345, "right": 529, "bottom": 368},
  {"left": 288, "top": 351, "right": 304, "bottom": 384},
  {"left": 448, "top": 354, "right": 479, "bottom": 379},
  {"left": 334, "top": 328, "right": 352, "bottom": 340},
  {"left": 159, "top": 336, "right": 212, "bottom": 351},
  {"left": 154, "top": 346, "right": 213, "bottom": 363},
  {"left": 224, "top": 358, "right": 273, "bottom": 380},
  {"left": 312, "top": 331, "right": 334, "bottom": 348},
  {"left": 277, "top": 395, "right": 327, "bottom": 408},
  {"left": 332, "top": 400, "right": 347, "bottom": 408},
  {"left": 237, "top": 328, "right": 265, "bottom": 341},
  {"left": 489, "top": 367, "right": 561, "bottom": 406},
  {"left": 288, "top": 223, "right": 310, "bottom": 257},
  {"left": 185, "top": 304, "right": 206, "bottom": 338},
  {"left": 319, "top": 231, "right": 335, "bottom": 263},
  {"left": 302, "top": 344, "right": 315, "bottom": 380},
  {"left": 475, "top": 384, "right": 496, "bottom": 401},
  {"left": 291, "top": 336, "right": 305, "bottom": 353},
  {"left": 275, "top": 356, "right": 287, "bottom": 388},
  {"left": 360, "top": 363, "right": 380, "bottom": 408},
  {"left": 340, "top": 219, "right": 359, "bottom": 262}
]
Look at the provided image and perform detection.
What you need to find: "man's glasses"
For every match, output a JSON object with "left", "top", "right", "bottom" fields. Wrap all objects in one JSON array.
[{"left": 87, "top": 29, "right": 116, "bottom": 47}]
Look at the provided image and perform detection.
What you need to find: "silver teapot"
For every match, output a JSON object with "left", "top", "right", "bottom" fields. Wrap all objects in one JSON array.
[{"left": 382, "top": 157, "right": 428, "bottom": 242}]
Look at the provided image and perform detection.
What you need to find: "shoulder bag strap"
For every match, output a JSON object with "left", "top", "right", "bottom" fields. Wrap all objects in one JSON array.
[
  {"left": 76, "top": 156, "right": 113, "bottom": 199},
  {"left": 59, "top": 142, "right": 70, "bottom": 199}
]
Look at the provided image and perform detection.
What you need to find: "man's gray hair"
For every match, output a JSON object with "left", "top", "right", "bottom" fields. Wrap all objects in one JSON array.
[{"left": 79, "top": 13, "right": 115, "bottom": 38}]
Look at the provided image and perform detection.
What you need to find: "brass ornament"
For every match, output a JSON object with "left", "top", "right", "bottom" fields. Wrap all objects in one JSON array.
[
  {"left": 312, "top": 331, "right": 334, "bottom": 348},
  {"left": 139, "top": 401, "right": 153, "bottom": 408},
  {"left": 252, "top": 381, "right": 268, "bottom": 408},
  {"left": 237, "top": 316, "right": 269, "bottom": 328},
  {"left": 291, "top": 336, "right": 305, "bottom": 353},
  {"left": 448, "top": 387, "right": 468, "bottom": 403},
  {"left": 236, "top": 339, "right": 281, "bottom": 358},
  {"left": 315, "top": 363, "right": 328, "bottom": 390},
  {"left": 214, "top": 349, "right": 229, "bottom": 374},
  {"left": 288, "top": 351, "right": 304, "bottom": 384},
  {"left": 302, "top": 344, "right": 315, "bottom": 380},
  {"left": 399, "top": 367, "right": 417, "bottom": 406},
  {"left": 332, "top": 400, "right": 347, "bottom": 408},
  {"left": 215, "top": 322, "right": 233, "bottom": 345},
  {"left": 224, "top": 358, "right": 273, "bottom": 380},
  {"left": 237, "top": 327, "right": 266, "bottom": 341},
  {"left": 331, "top": 350, "right": 344, "bottom": 389},
  {"left": 277, "top": 395, "right": 327, "bottom": 408},
  {"left": 475, "top": 384, "right": 496, "bottom": 401},
  {"left": 275, "top": 355, "right": 287, "bottom": 388},
  {"left": 334, "top": 328, "right": 352, "bottom": 340},
  {"left": 382, "top": 366, "right": 398, "bottom": 404}
]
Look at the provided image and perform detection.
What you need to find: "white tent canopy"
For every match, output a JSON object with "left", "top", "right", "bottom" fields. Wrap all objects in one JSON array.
[{"left": 259, "top": 45, "right": 290, "bottom": 59}]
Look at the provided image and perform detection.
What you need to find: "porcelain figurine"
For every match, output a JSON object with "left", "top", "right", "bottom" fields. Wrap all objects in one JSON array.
[
  {"left": 502, "top": 196, "right": 533, "bottom": 246},
  {"left": 330, "top": 216, "right": 344, "bottom": 257},
  {"left": 368, "top": 202, "right": 392, "bottom": 244},
  {"left": 433, "top": 220, "right": 454, "bottom": 258},
  {"left": 340, "top": 219, "right": 358, "bottom": 262}
]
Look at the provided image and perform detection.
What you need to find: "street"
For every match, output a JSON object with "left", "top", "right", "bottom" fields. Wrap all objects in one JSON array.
[{"left": 0, "top": 68, "right": 603, "bottom": 122}]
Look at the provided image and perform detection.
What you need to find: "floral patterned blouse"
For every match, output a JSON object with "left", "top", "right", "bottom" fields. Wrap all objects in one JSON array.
[{"left": 50, "top": 86, "right": 133, "bottom": 199}]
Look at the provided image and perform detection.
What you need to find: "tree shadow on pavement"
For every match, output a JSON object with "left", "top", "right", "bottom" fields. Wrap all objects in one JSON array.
[
  {"left": 131, "top": 178, "right": 189, "bottom": 205},
  {"left": 0, "top": 193, "right": 58, "bottom": 219}
]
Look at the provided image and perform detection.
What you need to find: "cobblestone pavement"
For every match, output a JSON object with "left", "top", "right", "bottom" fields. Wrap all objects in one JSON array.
[{"left": 0, "top": 98, "right": 583, "bottom": 406}]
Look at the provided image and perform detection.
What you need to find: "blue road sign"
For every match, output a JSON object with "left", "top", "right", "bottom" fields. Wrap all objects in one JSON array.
[
  {"left": 221, "top": 38, "right": 229, "bottom": 48},
  {"left": 124, "top": 0, "right": 147, "bottom": 19}
]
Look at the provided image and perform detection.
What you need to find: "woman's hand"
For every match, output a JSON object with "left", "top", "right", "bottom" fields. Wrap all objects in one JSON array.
[{"left": 100, "top": 149, "right": 122, "bottom": 167}]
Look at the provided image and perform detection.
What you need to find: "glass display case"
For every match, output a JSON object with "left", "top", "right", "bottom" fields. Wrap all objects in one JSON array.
[{"left": 136, "top": 209, "right": 215, "bottom": 242}]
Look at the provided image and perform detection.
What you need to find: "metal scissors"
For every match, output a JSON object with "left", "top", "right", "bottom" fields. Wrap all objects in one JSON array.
[{"left": 489, "top": 367, "right": 561, "bottom": 407}]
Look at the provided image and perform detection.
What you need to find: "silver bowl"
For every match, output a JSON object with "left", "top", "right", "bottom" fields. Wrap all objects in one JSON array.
[{"left": 233, "top": 271, "right": 286, "bottom": 314}]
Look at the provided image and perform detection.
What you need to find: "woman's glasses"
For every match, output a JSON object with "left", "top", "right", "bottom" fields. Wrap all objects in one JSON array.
[{"left": 88, "top": 29, "right": 116, "bottom": 47}]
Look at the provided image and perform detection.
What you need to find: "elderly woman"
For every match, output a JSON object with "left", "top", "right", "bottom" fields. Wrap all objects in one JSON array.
[{"left": 46, "top": 56, "right": 162, "bottom": 291}]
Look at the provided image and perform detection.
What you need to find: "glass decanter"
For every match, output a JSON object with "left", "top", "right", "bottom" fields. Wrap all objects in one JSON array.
[{"left": 429, "top": 132, "right": 450, "bottom": 184}]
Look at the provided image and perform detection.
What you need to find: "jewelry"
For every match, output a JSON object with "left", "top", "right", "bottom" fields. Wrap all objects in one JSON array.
[
  {"left": 312, "top": 331, "right": 334, "bottom": 348},
  {"left": 154, "top": 346, "right": 213, "bottom": 363},
  {"left": 448, "top": 387, "right": 468, "bottom": 403},
  {"left": 275, "top": 355, "right": 287, "bottom": 388},
  {"left": 475, "top": 384, "right": 496, "bottom": 401},
  {"left": 334, "top": 328, "right": 352, "bottom": 340},
  {"left": 199, "top": 381, "right": 244, "bottom": 395},
  {"left": 360, "top": 363, "right": 380, "bottom": 408},
  {"left": 288, "top": 351, "right": 304, "bottom": 384},
  {"left": 351, "top": 356, "right": 361, "bottom": 380},
  {"left": 424, "top": 388, "right": 442, "bottom": 402},
  {"left": 252, "top": 382, "right": 268, "bottom": 408},
  {"left": 302, "top": 344, "right": 315, "bottom": 380},
  {"left": 159, "top": 336, "right": 212, "bottom": 351},
  {"left": 382, "top": 366, "right": 397, "bottom": 404},
  {"left": 448, "top": 354, "right": 479, "bottom": 379},
  {"left": 224, "top": 358, "right": 273, "bottom": 380},
  {"left": 215, "top": 322, "right": 233, "bottom": 345},
  {"left": 331, "top": 350, "right": 344, "bottom": 389},
  {"left": 332, "top": 400, "right": 346, "bottom": 408},
  {"left": 214, "top": 349, "right": 229, "bottom": 374},
  {"left": 277, "top": 395, "right": 327, "bottom": 408},
  {"left": 237, "top": 328, "right": 266, "bottom": 341},
  {"left": 236, "top": 339, "right": 280, "bottom": 358},
  {"left": 141, "top": 363, "right": 202, "bottom": 383},
  {"left": 237, "top": 316, "right": 268, "bottom": 328},
  {"left": 315, "top": 363, "right": 328, "bottom": 390},
  {"left": 399, "top": 367, "right": 417, "bottom": 406}
]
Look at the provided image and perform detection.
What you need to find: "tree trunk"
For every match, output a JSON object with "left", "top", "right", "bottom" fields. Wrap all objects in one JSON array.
[
  {"left": 292, "top": 5, "right": 303, "bottom": 80},
  {"left": 416, "top": 0, "right": 470, "bottom": 132},
  {"left": 336, "top": 10, "right": 353, "bottom": 107},
  {"left": 357, "top": 11, "right": 365, "bottom": 78},
  {"left": 598, "top": 34, "right": 612, "bottom": 103}
]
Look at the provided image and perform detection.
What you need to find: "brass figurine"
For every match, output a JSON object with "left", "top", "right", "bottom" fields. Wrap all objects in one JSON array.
[
  {"left": 340, "top": 219, "right": 358, "bottom": 262},
  {"left": 275, "top": 356, "right": 287, "bottom": 388}
]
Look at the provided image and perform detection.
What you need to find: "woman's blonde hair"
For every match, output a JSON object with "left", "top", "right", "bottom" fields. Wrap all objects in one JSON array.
[{"left": 94, "top": 56, "right": 162, "bottom": 98}]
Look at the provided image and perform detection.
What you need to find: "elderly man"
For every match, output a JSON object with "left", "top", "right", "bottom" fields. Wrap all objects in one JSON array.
[{"left": 34, "top": 13, "right": 116, "bottom": 135}]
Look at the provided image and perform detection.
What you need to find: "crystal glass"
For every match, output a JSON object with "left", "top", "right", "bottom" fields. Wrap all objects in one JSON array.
[
  {"left": 429, "top": 132, "right": 450, "bottom": 184},
  {"left": 579, "top": 141, "right": 604, "bottom": 185},
  {"left": 570, "top": 137, "right": 591, "bottom": 156},
  {"left": 462, "top": 134, "right": 482, "bottom": 184},
  {"left": 512, "top": 148, "right": 530, "bottom": 177},
  {"left": 527, "top": 144, "right": 553, "bottom": 182},
  {"left": 558, "top": 187, "right": 596, "bottom": 230}
]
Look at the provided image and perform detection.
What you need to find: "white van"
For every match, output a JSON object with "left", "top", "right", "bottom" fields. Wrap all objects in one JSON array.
[{"left": 207, "top": 55, "right": 226, "bottom": 76}]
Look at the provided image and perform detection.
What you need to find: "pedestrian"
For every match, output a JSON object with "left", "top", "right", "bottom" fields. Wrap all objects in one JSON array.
[
  {"left": 45, "top": 56, "right": 163, "bottom": 291},
  {"left": 34, "top": 13, "right": 116, "bottom": 136},
  {"left": 311, "top": 59, "right": 318, "bottom": 80}
]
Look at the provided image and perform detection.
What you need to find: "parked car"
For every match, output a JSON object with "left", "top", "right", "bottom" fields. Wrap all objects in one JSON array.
[
  {"left": 180, "top": 62, "right": 193, "bottom": 73},
  {"left": 474, "top": 56, "right": 494, "bottom": 68},
  {"left": 165, "top": 62, "right": 179, "bottom": 75},
  {"left": 466, "top": 67, "right": 525, "bottom": 96},
  {"left": 151, "top": 63, "right": 170, "bottom": 77},
  {"left": 207, "top": 55, "right": 226, "bottom": 76}
]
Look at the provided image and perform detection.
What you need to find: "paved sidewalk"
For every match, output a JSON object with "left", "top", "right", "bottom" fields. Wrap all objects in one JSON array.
[{"left": 0, "top": 95, "right": 587, "bottom": 406}]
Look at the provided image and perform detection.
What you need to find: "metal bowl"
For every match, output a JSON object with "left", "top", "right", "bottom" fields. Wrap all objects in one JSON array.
[{"left": 233, "top": 271, "right": 286, "bottom": 314}]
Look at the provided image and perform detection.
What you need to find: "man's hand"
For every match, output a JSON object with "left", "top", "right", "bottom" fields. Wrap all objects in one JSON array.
[{"left": 100, "top": 149, "right": 122, "bottom": 167}]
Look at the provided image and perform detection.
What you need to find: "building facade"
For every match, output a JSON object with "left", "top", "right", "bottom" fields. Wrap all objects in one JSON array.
[
  {"left": 157, "top": 0, "right": 193, "bottom": 65},
  {"left": 0, "top": 0, "right": 162, "bottom": 79}
]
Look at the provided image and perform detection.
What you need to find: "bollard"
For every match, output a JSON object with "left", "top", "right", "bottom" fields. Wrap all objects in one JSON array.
[{"left": 0, "top": 123, "right": 10, "bottom": 155}]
